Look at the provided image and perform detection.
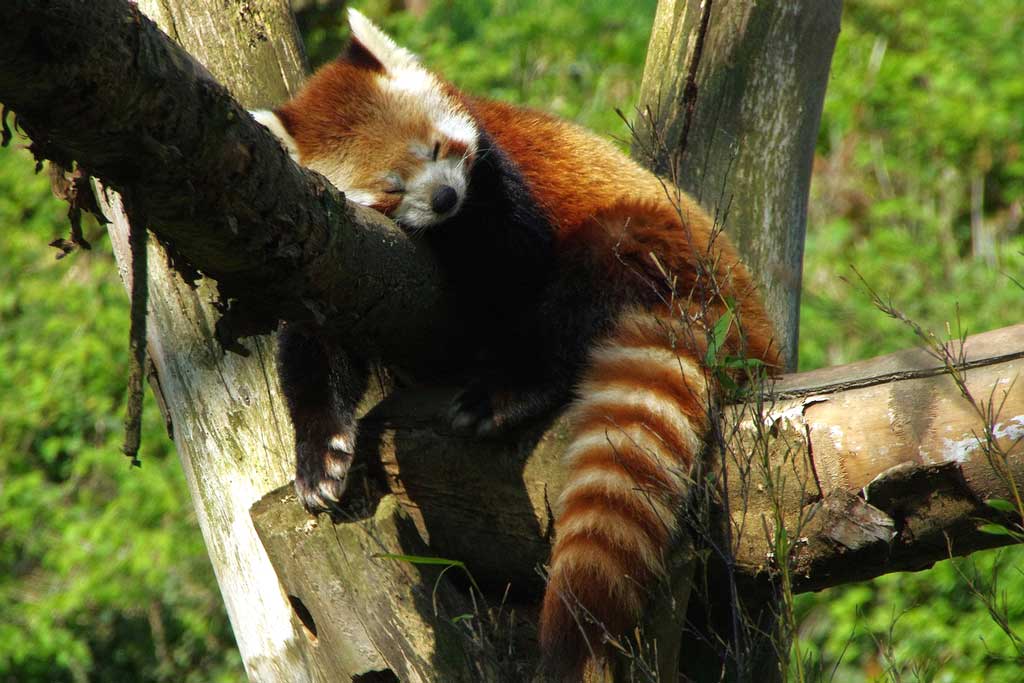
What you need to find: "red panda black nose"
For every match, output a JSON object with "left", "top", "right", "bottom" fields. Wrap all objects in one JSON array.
[{"left": 431, "top": 185, "right": 458, "bottom": 214}]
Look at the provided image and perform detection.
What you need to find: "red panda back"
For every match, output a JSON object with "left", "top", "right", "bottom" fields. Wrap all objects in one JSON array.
[{"left": 453, "top": 117, "right": 781, "bottom": 674}]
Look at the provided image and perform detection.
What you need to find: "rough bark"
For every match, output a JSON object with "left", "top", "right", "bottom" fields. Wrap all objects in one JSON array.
[
  {"left": 252, "top": 325, "right": 1024, "bottom": 681},
  {"left": 84, "top": 1, "right": 323, "bottom": 680},
  {"left": 634, "top": 0, "right": 843, "bottom": 372},
  {"left": 0, "top": 0, "right": 458, "bottom": 365}
]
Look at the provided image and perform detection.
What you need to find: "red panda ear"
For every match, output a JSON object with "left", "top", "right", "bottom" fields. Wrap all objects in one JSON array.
[
  {"left": 345, "top": 8, "right": 421, "bottom": 74},
  {"left": 340, "top": 35, "right": 385, "bottom": 72}
]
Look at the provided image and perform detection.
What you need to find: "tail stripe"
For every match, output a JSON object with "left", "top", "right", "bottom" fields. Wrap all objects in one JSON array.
[
  {"left": 571, "top": 392, "right": 702, "bottom": 465},
  {"left": 558, "top": 489, "right": 672, "bottom": 552},
  {"left": 590, "top": 344, "right": 706, "bottom": 387},
  {"left": 549, "top": 529, "right": 655, "bottom": 591},
  {"left": 562, "top": 428, "right": 691, "bottom": 489},
  {"left": 541, "top": 309, "right": 716, "bottom": 674},
  {"left": 612, "top": 310, "right": 704, "bottom": 356},
  {"left": 585, "top": 347, "right": 707, "bottom": 419},
  {"left": 571, "top": 402, "right": 700, "bottom": 474},
  {"left": 562, "top": 447, "right": 682, "bottom": 501}
]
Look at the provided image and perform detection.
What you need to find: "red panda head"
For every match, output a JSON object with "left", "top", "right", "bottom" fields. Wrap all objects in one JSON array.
[{"left": 252, "top": 9, "right": 478, "bottom": 230}]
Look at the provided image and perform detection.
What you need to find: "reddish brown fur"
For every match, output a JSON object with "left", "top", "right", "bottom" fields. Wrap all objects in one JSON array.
[
  {"left": 567, "top": 443, "right": 681, "bottom": 496},
  {"left": 280, "top": 37, "right": 780, "bottom": 679},
  {"left": 276, "top": 61, "right": 458, "bottom": 206}
]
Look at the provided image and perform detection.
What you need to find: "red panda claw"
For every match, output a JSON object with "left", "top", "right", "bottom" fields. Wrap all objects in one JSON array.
[{"left": 294, "top": 441, "right": 353, "bottom": 517}]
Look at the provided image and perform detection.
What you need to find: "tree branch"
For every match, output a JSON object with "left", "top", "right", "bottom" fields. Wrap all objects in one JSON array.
[{"left": 0, "top": 0, "right": 457, "bottom": 367}]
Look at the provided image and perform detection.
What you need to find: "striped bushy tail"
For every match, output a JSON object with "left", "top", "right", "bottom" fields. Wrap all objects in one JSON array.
[{"left": 539, "top": 307, "right": 713, "bottom": 679}]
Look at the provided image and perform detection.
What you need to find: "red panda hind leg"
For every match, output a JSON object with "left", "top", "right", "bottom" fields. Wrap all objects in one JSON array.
[{"left": 448, "top": 375, "right": 575, "bottom": 436}]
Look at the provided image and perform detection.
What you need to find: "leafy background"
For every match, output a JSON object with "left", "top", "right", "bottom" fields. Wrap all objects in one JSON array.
[{"left": 1, "top": 0, "right": 1021, "bottom": 680}]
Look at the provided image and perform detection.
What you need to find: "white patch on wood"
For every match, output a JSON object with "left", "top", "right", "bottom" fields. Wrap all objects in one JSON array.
[
  {"left": 939, "top": 415, "right": 1024, "bottom": 463},
  {"left": 828, "top": 425, "right": 845, "bottom": 450},
  {"left": 750, "top": 395, "right": 827, "bottom": 431}
]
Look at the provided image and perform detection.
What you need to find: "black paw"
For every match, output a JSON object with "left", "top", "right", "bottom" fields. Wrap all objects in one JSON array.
[
  {"left": 448, "top": 382, "right": 501, "bottom": 437},
  {"left": 294, "top": 434, "right": 355, "bottom": 516}
]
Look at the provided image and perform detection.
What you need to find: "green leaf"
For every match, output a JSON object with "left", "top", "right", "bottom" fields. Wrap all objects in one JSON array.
[
  {"left": 985, "top": 498, "right": 1018, "bottom": 514},
  {"left": 706, "top": 310, "right": 734, "bottom": 366},
  {"left": 977, "top": 523, "right": 1012, "bottom": 536},
  {"left": 374, "top": 553, "right": 466, "bottom": 569}
]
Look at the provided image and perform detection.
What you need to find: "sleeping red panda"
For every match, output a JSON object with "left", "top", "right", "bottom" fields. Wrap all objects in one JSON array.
[{"left": 255, "top": 8, "right": 780, "bottom": 679}]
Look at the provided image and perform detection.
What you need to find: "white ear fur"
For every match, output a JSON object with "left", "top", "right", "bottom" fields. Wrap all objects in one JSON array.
[
  {"left": 251, "top": 109, "right": 300, "bottom": 162},
  {"left": 346, "top": 8, "right": 420, "bottom": 73}
]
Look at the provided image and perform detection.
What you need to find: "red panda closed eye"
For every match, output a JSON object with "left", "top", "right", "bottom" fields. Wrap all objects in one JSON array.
[{"left": 255, "top": 8, "right": 780, "bottom": 681}]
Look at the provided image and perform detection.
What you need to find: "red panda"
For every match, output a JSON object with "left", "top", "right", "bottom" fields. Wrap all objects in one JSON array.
[{"left": 255, "top": 8, "right": 780, "bottom": 680}]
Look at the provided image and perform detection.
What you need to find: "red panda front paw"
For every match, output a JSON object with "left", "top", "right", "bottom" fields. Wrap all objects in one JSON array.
[
  {"left": 448, "top": 382, "right": 502, "bottom": 437},
  {"left": 448, "top": 380, "right": 563, "bottom": 436},
  {"left": 293, "top": 436, "right": 355, "bottom": 517}
]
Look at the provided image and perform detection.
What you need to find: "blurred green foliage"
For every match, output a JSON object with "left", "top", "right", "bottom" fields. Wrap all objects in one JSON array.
[
  {"left": 801, "top": 0, "right": 1024, "bottom": 369},
  {"left": 0, "top": 150, "right": 241, "bottom": 680},
  {"left": 0, "top": 0, "right": 1020, "bottom": 680},
  {"left": 796, "top": 2, "right": 1024, "bottom": 681}
]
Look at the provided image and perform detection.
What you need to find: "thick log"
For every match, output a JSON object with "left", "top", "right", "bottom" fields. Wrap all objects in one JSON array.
[
  {"left": 251, "top": 325, "right": 1024, "bottom": 677},
  {"left": 85, "top": 1, "right": 323, "bottom": 680}
]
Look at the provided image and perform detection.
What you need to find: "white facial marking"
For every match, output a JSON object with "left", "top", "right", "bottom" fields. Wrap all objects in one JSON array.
[
  {"left": 377, "top": 72, "right": 479, "bottom": 152},
  {"left": 303, "top": 155, "right": 381, "bottom": 207}
]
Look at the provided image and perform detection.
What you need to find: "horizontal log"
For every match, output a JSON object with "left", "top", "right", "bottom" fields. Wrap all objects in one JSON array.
[
  {"left": 255, "top": 324, "right": 1024, "bottom": 587},
  {"left": 728, "top": 323, "right": 1024, "bottom": 589},
  {"left": 250, "top": 325, "right": 1024, "bottom": 678}
]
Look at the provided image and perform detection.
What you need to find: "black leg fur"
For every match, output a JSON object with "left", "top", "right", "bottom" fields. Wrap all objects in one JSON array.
[
  {"left": 277, "top": 326, "right": 368, "bottom": 516},
  {"left": 448, "top": 250, "right": 621, "bottom": 437}
]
